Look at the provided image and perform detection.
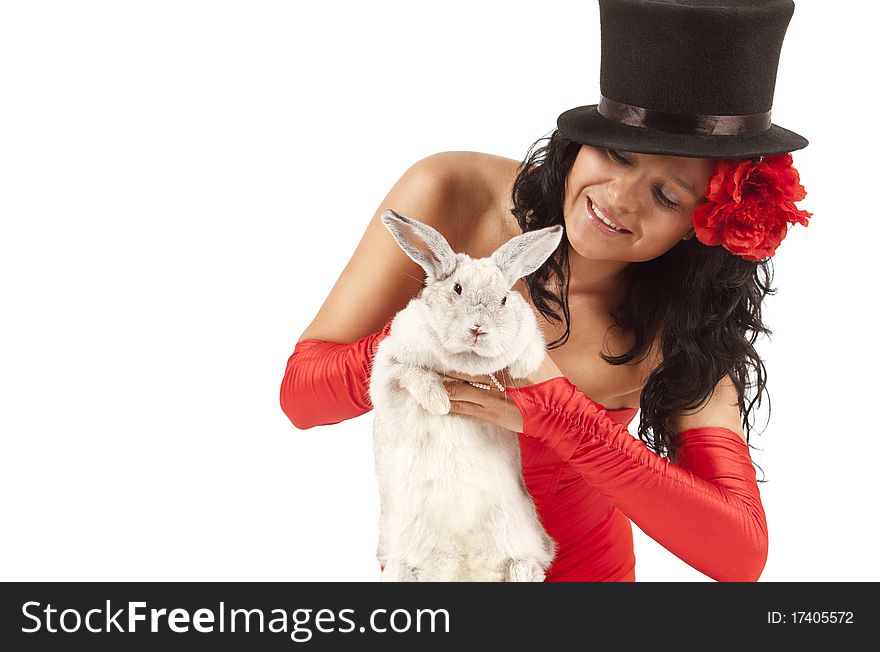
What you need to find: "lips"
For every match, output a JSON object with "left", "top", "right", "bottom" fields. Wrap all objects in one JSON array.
[{"left": 586, "top": 197, "right": 632, "bottom": 234}]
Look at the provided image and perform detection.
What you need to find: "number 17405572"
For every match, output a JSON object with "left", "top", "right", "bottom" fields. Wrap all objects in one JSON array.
[{"left": 767, "top": 611, "right": 854, "bottom": 624}]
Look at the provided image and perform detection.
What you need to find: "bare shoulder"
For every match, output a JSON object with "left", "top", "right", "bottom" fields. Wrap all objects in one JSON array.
[
  {"left": 417, "top": 150, "right": 521, "bottom": 220},
  {"left": 377, "top": 150, "right": 519, "bottom": 249},
  {"left": 411, "top": 150, "right": 519, "bottom": 186},
  {"left": 669, "top": 374, "right": 747, "bottom": 443},
  {"left": 425, "top": 149, "right": 521, "bottom": 178},
  {"left": 295, "top": 150, "right": 519, "bottom": 344}
]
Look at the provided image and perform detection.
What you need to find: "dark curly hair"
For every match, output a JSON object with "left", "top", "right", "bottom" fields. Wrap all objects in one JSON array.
[{"left": 511, "top": 129, "right": 772, "bottom": 476}]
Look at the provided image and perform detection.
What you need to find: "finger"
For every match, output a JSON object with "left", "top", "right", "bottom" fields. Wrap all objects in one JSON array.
[{"left": 449, "top": 398, "right": 480, "bottom": 417}]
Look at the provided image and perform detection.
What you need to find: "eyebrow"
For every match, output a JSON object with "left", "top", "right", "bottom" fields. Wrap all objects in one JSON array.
[{"left": 670, "top": 174, "right": 696, "bottom": 198}]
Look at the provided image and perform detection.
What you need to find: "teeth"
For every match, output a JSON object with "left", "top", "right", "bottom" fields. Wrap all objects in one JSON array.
[{"left": 592, "top": 201, "right": 625, "bottom": 231}]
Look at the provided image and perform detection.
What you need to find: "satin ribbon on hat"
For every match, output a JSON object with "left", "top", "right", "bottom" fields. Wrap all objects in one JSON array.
[{"left": 598, "top": 95, "right": 771, "bottom": 136}]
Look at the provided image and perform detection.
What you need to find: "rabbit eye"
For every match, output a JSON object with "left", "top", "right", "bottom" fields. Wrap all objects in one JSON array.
[
  {"left": 453, "top": 283, "right": 462, "bottom": 295},
  {"left": 501, "top": 295, "right": 507, "bottom": 306}
]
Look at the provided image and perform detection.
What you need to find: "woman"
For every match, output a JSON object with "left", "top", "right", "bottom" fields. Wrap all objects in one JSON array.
[{"left": 279, "top": 0, "right": 811, "bottom": 581}]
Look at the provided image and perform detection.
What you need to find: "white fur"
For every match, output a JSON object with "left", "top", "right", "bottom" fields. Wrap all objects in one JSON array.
[{"left": 368, "top": 209, "right": 563, "bottom": 581}]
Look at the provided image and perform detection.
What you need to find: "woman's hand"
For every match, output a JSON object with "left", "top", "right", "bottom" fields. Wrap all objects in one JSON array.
[{"left": 435, "top": 353, "right": 566, "bottom": 433}]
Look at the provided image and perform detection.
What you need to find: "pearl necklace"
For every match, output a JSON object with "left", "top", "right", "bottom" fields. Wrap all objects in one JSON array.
[{"left": 466, "top": 372, "right": 505, "bottom": 393}]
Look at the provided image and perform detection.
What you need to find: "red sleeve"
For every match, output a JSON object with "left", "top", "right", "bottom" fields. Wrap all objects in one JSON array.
[
  {"left": 279, "top": 319, "right": 394, "bottom": 430},
  {"left": 506, "top": 376, "right": 769, "bottom": 582}
]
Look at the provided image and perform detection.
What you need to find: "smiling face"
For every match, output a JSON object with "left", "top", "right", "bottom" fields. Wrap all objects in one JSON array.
[{"left": 563, "top": 144, "right": 716, "bottom": 262}]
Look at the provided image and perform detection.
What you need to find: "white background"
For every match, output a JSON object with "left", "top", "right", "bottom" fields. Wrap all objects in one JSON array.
[{"left": 1, "top": 1, "right": 877, "bottom": 582}]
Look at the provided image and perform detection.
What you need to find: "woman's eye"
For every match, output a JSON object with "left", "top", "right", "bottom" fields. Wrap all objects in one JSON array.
[
  {"left": 606, "top": 147, "right": 678, "bottom": 208},
  {"left": 654, "top": 186, "right": 678, "bottom": 209},
  {"left": 453, "top": 282, "right": 462, "bottom": 295},
  {"left": 607, "top": 149, "right": 630, "bottom": 165}
]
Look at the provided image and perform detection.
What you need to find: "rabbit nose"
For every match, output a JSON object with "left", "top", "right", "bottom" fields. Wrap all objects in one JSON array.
[{"left": 470, "top": 325, "right": 485, "bottom": 337}]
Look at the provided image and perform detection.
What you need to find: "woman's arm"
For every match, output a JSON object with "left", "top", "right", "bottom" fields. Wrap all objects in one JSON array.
[
  {"left": 280, "top": 320, "right": 393, "bottom": 429},
  {"left": 507, "top": 373, "right": 768, "bottom": 582},
  {"left": 280, "top": 152, "right": 480, "bottom": 429}
]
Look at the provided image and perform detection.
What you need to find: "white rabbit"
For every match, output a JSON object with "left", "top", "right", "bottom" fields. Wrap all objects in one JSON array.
[{"left": 368, "top": 208, "right": 563, "bottom": 582}]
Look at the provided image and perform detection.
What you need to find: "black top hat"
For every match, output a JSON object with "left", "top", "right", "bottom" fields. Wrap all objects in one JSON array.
[{"left": 557, "top": 0, "right": 808, "bottom": 159}]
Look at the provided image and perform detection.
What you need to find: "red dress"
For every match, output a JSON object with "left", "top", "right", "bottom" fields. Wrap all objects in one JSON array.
[{"left": 519, "top": 405, "right": 638, "bottom": 581}]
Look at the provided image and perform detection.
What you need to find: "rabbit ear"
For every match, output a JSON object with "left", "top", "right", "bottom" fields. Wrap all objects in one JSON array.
[
  {"left": 381, "top": 209, "right": 457, "bottom": 281},
  {"left": 491, "top": 225, "right": 564, "bottom": 287}
]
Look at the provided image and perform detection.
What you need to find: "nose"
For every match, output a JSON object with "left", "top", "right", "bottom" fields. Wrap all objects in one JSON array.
[
  {"left": 607, "top": 172, "right": 643, "bottom": 216},
  {"left": 470, "top": 324, "right": 485, "bottom": 338}
]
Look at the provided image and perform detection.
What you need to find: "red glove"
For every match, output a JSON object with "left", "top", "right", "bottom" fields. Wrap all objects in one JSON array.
[
  {"left": 507, "top": 376, "right": 769, "bottom": 582},
  {"left": 280, "top": 319, "right": 394, "bottom": 429}
]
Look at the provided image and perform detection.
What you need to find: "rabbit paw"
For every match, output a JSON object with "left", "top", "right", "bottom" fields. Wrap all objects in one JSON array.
[
  {"left": 399, "top": 368, "right": 451, "bottom": 415},
  {"left": 504, "top": 558, "right": 545, "bottom": 582},
  {"left": 414, "top": 382, "right": 452, "bottom": 416}
]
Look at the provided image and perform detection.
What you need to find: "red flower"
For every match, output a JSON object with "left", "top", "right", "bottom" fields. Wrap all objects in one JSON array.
[{"left": 692, "top": 153, "right": 812, "bottom": 261}]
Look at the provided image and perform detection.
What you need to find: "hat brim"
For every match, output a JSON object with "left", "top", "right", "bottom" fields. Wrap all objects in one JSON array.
[{"left": 557, "top": 105, "right": 808, "bottom": 159}]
